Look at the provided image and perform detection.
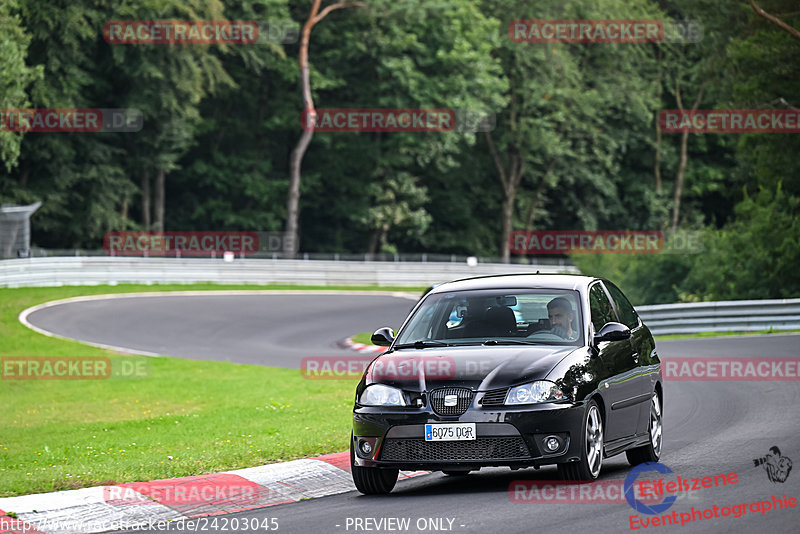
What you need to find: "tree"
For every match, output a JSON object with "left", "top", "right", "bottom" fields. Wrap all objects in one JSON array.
[
  {"left": 287, "top": 0, "right": 506, "bottom": 254},
  {"left": 106, "top": 0, "right": 237, "bottom": 232},
  {"left": 0, "top": 0, "right": 42, "bottom": 172},
  {"left": 1, "top": 0, "right": 134, "bottom": 246},
  {"left": 655, "top": 0, "right": 746, "bottom": 231},
  {"left": 486, "top": 0, "right": 665, "bottom": 260},
  {"left": 285, "top": 0, "right": 365, "bottom": 255},
  {"left": 683, "top": 185, "right": 799, "bottom": 300},
  {"left": 164, "top": 0, "right": 296, "bottom": 232},
  {"left": 361, "top": 171, "right": 430, "bottom": 255}
]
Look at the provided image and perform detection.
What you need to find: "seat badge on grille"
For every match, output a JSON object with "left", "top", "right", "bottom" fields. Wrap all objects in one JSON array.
[{"left": 444, "top": 394, "right": 458, "bottom": 407}]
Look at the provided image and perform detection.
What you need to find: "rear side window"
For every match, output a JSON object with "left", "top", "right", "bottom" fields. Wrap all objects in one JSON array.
[
  {"left": 604, "top": 281, "right": 640, "bottom": 329},
  {"left": 589, "top": 283, "right": 617, "bottom": 332}
]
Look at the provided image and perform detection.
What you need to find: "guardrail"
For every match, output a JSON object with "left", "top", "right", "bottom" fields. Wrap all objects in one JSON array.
[
  {"left": 636, "top": 299, "right": 800, "bottom": 336},
  {"left": 0, "top": 256, "right": 578, "bottom": 288},
  {"left": 3, "top": 258, "right": 795, "bottom": 336},
  {"left": 27, "top": 247, "right": 573, "bottom": 266}
]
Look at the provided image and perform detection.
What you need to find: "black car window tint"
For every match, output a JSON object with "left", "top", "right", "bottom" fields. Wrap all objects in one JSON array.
[
  {"left": 589, "top": 283, "right": 616, "bottom": 331},
  {"left": 604, "top": 282, "right": 639, "bottom": 329}
]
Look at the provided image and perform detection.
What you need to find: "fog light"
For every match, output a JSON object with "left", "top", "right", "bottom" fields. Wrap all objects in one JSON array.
[
  {"left": 544, "top": 435, "right": 561, "bottom": 453},
  {"left": 359, "top": 440, "right": 373, "bottom": 454}
]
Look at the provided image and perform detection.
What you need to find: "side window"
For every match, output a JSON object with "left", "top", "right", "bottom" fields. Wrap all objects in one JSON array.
[
  {"left": 589, "top": 284, "right": 616, "bottom": 331},
  {"left": 604, "top": 281, "right": 639, "bottom": 329}
]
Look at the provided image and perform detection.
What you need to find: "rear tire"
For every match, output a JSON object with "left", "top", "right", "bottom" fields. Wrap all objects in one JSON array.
[
  {"left": 626, "top": 392, "right": 662, "bottom": 466},
  {"left": 558, "top": 399, "right": 603, "bottom": 481},
  {"left": 350, "top": 435, "right": 399, "bottom": 495}
]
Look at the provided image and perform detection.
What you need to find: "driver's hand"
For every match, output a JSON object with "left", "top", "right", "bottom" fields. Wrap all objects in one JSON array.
[{"left": 551, "top": 325, "right": 568, "bottom": 338}]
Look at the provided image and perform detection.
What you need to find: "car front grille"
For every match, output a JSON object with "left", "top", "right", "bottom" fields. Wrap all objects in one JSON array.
[
  {"left": 480, "top": 387, "right": 509, "bottom": 406},
  {"left": 380, "top": 437, "right": 530, "bottom": 462},
  {"left": 429, "top": 387, "right": 473, "bottom": 416}
]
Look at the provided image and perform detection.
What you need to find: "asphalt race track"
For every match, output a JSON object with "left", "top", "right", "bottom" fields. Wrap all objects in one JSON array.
[
  {"left": 24, "top": 292, "right": 418, "bottom": 368},
  {"left": 24, "top": 293, "right": 800, "bottom": 533}
]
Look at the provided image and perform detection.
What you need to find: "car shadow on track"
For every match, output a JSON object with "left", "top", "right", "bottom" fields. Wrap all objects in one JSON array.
[{"left": 355, "top": 458, "right": 636, "bottom": 499}]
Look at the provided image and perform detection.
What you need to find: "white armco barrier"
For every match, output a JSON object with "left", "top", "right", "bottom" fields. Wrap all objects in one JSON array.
[
  {"left": 636, "top": 299, "right": 800, "bottom": 335},
  {"left": 0, "top": 256, "right": 578, "bottom": 288}
]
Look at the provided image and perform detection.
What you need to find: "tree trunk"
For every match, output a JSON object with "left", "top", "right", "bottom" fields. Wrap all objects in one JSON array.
[
  {"left": 654, "top": 47, "right": 663, "bottom": 194},
  {"left": 485, "top": 127, "right": 525, "bottom": 262},
  {"left": 671, "top": 128, "right": 689, "bottom": 232},
  {"left": 285, "top": 24, "right": 314, "bottom": 257},
  {"left": 19, "top": 166, "right": 29, "bottom": 188},
  {"left": 284, "top": 0, "right": 365, "bottom": 257},
  {"left": 378, "top": 224, "right": 389, "bottom": 252},
  {"left": 671, "top": 84, "right": 704, "bottom": 232},
  {"left": 500, "top": 185, "right": 515, "bottom": 262},
  {"left": 524, "top": 195, "right": 537, "bottom": 230},
  {"left": 154, "top": 168, "right": 165, "bottom": 233},
  {"left": 366, "top": 228, "right": 380, "bottom": 256},
  {"left": 141, "top": 170, "right": 151, "bottom": 230},
  {"left": 524, "top": 169, "right": 550, "bottom": 230},
  {"left": 748, "top": 0, "right": 800, "bottom": 42}
]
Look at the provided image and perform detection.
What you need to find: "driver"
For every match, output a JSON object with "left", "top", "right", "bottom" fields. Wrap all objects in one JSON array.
[{"left": 547, "top": 297, "right": 576, "bottom": 339}]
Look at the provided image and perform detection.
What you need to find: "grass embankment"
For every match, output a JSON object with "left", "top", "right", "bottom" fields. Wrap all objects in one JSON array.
[{"left": 0, "top": 284, "right": 422, "bottom": 497}]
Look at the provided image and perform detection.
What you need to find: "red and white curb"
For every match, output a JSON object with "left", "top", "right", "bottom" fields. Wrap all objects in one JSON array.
[
  {"left": 0, "top": 453, "right": 429, "bottom": 534},
  {"left": 339, "top": 337, "right": 386, "bottom": 354}
]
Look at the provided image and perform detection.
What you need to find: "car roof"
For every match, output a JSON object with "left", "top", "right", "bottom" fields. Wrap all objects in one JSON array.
[{"left": 427, "top": 273, "right": 598, "bottom": 294}]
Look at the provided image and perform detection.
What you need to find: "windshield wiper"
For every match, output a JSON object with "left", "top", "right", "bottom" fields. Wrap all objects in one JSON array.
[
  {"left": 393, "top": 340, "right": 452, "bottom": 349},
  {"left": 482, "top": 339, "right": 542, "bottom": 346}
]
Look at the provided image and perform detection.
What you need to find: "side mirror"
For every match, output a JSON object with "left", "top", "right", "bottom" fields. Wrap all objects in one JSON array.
[
  {"left": 594, "top": 322, "right": 631, "bottom": 343},
  {"left": 371, "top": 327, "right": 395, "bottom": 347}
]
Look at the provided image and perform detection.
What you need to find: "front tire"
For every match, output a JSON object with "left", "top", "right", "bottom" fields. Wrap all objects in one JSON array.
[
  {"left": 350, "top": 435, "right": 399, "bottom": 494},
  {"left": 626, "top": 392, "right": 662, "bottom": 465},
  {"left": 558, "top": 399, "right": 603, "bottom": 481}
]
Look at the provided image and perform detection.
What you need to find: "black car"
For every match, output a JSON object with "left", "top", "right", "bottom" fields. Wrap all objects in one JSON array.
[{"left": 350, "top": 274, "right": 663, "bottom": 494}]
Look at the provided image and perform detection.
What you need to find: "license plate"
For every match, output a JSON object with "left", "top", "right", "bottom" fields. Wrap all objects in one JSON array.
[{"left": 424, "top": 423, "right": 476, "bottom": 441}]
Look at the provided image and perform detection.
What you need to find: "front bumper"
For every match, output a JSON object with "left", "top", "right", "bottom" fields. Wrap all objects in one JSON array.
[{"left": 352, "top": 402, "right": 585, "bottom": 471}]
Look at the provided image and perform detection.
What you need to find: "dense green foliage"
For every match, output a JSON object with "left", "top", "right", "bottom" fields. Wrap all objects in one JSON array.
[{"left": 0, "top": 0, "right": 797, "bottom": 302}]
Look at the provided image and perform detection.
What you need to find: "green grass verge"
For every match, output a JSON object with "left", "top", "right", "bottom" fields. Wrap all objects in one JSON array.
[
  {"left": 351, "top": 332, "right": 375, "bottom": 345},
  {"left": 0, "top": 283, "right": 422, "bottom": 498},
  {"left": 653, "top": 327, "right": 800, "bottom": 341}
]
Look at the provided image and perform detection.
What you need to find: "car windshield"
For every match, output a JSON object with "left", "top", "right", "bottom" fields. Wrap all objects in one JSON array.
[{"left": 394, "top": 289, "right": 583, "bottom": 347}]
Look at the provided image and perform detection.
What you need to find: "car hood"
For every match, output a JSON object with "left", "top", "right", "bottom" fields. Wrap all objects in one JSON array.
[{"left": 364, "top": 344, "right": 577, "bottom": 392}]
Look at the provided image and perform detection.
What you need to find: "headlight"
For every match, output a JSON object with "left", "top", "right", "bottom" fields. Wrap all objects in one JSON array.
[
  {"left": 505, "top": 380, "right": 565, "bottom": 405},
  {"left": 359, "top": 384, "right": 406, "bottom": 406}
]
